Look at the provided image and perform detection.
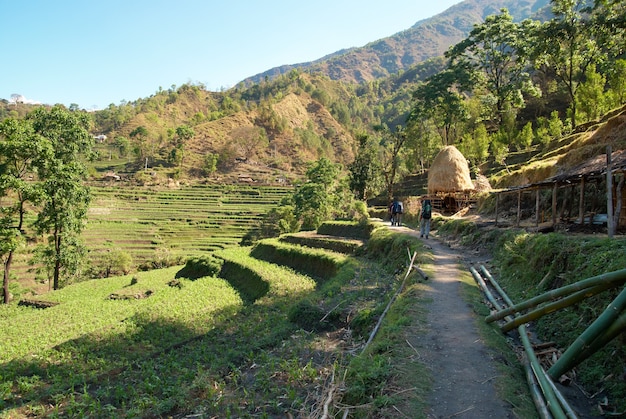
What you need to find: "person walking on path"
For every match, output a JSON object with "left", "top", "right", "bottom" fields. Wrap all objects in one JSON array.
[
  {"left": 390, "top": 197, "right": 404, "bottom": 226},
  {"left": 419, "top": 198, "right": 432, "bottom": 238}
]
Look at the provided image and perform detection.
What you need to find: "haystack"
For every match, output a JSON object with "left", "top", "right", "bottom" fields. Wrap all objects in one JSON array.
[{"left": 428, "top": 146, "right": 474, "bottom": 195}]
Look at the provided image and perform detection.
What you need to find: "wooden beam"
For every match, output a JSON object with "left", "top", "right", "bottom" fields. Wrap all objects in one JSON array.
[
  {"left": 516, "top": 190, "right": 521, "bottom": 227},
  {"left": 578, "top": 177, "right": 585, "bottom": 224},
  {"left": 536, "top": 188, "right": 540, "bottom": 227},
  {"left": 552, "top": 182, "right": 558, "bottom": 227}
]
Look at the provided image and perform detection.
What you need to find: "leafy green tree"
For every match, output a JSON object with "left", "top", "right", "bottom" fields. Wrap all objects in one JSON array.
[
  {"left": 447, "top": 9, "right": 539, "bottom": 127},
  {"left": 517, "top": 121, "right": 535, "bottom": 151},
  {"left": 409, "top": 66, "right": 471, "bottom": 146},
  {"left": 30, "top": 106, "right": 94, "bottom": 290},
  {"left": 97, "top": 248, "right": 133, "bottom": 278},
  {"left": 548, "top": 110, "right": 565, "bottom": 139},
  {"left": 607, "top": 59, "right": 626, "bottom": 107},
  {"left": 532, "top": 0, "right": 603, "bottom": 127},
  {"left": 348, "top": 134, "right": 383, "bottom": 200},
  {"left": 0, "top": 118, "right": 52, "bottom": 303},
  {"left": 171, "top": 125, "right": 194, "bottom": 168},
  {"left": 204, "top": 153, "right": 218, "bottom": 177},
  {"left": 129, "top": 125, "right": 149, "bottom": 163},
  {"left": 114, "top": 136, "right": 130, "bottom": 158},
  {"left": 404, "top": 112, "right": 440, "bottom": 173},
  {"left": 576, "top": 64, "right": 608, "bottom": 122},
  {"left": 458, "top": 124, "right": 490, "bottom": 167},
  {"left": 376, "top": 125, "right": 409, "bottom": 201},
  {"left": 293, "top": 158, "right": 340, "bottom": 230}
]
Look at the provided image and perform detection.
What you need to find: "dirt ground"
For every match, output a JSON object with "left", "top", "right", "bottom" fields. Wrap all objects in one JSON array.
[
  {"left": 392, "top": 221, "right": 607, "bottom": 419},
  {"left": 396, "top": 225, "right": 516, "bottom": 418}
]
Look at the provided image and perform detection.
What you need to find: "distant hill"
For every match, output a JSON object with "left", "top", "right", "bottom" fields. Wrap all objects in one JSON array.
[{"left": 242, "top": 0, "right": 550, "bottom": 86}]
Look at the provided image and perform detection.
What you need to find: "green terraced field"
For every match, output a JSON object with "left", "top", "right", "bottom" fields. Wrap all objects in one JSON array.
[{"left": 10, "top": 183, "right": 292, "bottom": 288}]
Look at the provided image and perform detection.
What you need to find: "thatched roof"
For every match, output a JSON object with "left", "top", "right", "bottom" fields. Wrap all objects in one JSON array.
[{"left": 428, "top": 146, "right": 475, "bottom": 194}]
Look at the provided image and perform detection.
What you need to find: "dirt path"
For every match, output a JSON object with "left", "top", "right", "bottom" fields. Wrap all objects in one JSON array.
[{"left": 399, "top": 227, "right": 515, "bottom": 418}]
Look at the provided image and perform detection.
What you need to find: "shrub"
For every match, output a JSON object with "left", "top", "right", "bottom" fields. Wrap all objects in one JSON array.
[
  {"left": 316, "top": 220, "right": 374, "bottom": 239},
  {"left": 175, "top": 255, "right": 223, "bottom": 279}
]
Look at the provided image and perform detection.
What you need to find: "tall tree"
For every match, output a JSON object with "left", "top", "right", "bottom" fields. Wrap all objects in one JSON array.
[
  {"left": 348, "top": 134, "right": 383, "bottom": 201},
  {"left": 409, "top": 66, "right": 471, "bottom": 146},
  {"left": 129, "top": 125, "right": 149, "bottom": 164},
  {"left": 293, "top": 157, "right": 340, "bottom": 230},
  {"left": 0, "top": 118, "right": 51, "bottom": 303},
  {"left": 30, "top": 106, "right": 94, "bottom": 290},
  {"left": 171, "top": 125, "right": 195, "bottom": 168},
  {"left": 446, "top": 9, "right": 539, "bottom": 128},
  {"left": 532, "top": 0, "right": 602, "bottom": 127},
  {"left": 376, "top": 125, "right": 409, "bottom": 202}
]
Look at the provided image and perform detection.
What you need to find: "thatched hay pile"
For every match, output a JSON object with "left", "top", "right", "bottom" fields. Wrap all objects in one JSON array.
[
  {"left": 428, "top": 146, "right": 475, "bottom": 194},
  {"left": 473, "top": 173, "right": 492, "bottom": 193}
]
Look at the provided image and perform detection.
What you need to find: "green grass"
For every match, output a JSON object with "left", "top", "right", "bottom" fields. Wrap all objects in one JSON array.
[
  {"left": 1, "top": 222, "right": 419, "bottom": 418},
  {"left": 436, "top": 219, "right": 626, "bottom": 415}
]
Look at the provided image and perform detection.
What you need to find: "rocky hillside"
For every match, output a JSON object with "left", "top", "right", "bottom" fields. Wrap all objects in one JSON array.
[{"left": 242, "top": 0, "right": 550, "bottom": 85}]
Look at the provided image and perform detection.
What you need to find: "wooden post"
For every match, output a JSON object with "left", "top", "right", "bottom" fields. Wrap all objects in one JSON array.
[
  {"left": 516, "top": 190, "right": 521, "bottom": 227},
  {"left": 552, "top": 182, "right": 558, "bottom": 227},
  {"left": 607, "top": 146, "right": 614, "bottom": 238},
  {"left": 536, "top": 188, "right": 540, "bottom": 227},
  {"left": 578, "top": 177, "right": 586, "bottom": 224},
  {"left": 495, "top": 192, "right": 499, "bottom": 226}
]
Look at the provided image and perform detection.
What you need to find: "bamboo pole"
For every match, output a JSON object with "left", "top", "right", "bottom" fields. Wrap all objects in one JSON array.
[
  {"left": 500, "top": 282, "right": 617, "bottom": 333},
  {"left": 469, "top": 266, "right": 501, "bottom": 310},
  {"left": 567, "top": 309, "right": 626, "bottom": 371},
  {"left": 545, "top": 372, "right": 580, "bottom": 419},
  {"left": 479, "top": 265, "right": 513, "bottom": 308},
  {"left": 486, "top": 269, "right": 626, "bottom": 323},
  {"left": 362, "top": 250, "right": 417, "bottom": 352},
  {"left": 472, "top": 267, "right": 567, "bottom": 418},
  {"left": 548, "top": 286, "right": 626, "bottom": 380},
  {"left": 522, "top": 332, "right": 567, "bottom": 419},
  {"left": 522, "top": 353, "right": 553, "bottom": 419}
]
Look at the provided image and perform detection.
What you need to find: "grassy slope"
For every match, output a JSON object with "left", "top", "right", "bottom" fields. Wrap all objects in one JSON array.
[{"left": 1, "top": 222, "right": 432, "bottom": 418}]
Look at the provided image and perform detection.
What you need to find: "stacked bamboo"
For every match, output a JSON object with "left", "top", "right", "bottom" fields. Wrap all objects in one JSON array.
[{"left": 471, "top": 266, "right": 626, "bottom": 418}]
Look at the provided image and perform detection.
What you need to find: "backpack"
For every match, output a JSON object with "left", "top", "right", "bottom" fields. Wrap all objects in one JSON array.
[
  {"left": 393, "top": 201, "right": 403, "bottom": 214},
  {"left": 422, "top": 202, "right": 432, "bottom": 219}
]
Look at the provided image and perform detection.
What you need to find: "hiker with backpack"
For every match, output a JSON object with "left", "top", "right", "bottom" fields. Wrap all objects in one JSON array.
[
  {"left": 420, "top": 198, "right": 432, "bottom": 238},
  {"left": 390, "top": 197, "right": 403, "bottom": 226}
]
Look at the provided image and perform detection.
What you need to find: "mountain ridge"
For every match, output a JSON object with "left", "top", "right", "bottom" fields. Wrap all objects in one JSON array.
[{"left": 241, "top": 0, "right": 550, "bottom": 86}]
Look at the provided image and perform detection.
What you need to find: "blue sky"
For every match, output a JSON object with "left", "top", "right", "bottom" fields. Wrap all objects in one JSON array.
[{"left": 1, "top": 0, "right": 463, "bottom": 110}]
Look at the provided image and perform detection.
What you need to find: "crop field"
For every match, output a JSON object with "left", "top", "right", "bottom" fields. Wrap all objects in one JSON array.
[
  {"left": 0, "top": 222, "right": 418, "bottom": 417},
  {"left": 9, "top": 183, "right": 292, "bottom": 289}
]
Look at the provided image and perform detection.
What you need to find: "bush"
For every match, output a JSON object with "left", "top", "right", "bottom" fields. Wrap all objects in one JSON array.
[
  {"left": 175, "top": 255, "right": 223, "bottom": 279},
  {"left": 316, "top": 220, "right": 374, "bottom": 239}
]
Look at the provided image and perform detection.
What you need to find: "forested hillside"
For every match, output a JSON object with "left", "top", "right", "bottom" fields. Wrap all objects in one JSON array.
[{"left": 3, "top": 0, "right": 622, "bottom": 197}]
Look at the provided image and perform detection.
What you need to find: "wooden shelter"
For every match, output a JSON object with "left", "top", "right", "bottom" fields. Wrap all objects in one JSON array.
[
  {"left": 493, "top": 147, "right": 626, "bottom": 234},
  {"left": 427, "top": 146, "right": 477, "bottom": 212}
]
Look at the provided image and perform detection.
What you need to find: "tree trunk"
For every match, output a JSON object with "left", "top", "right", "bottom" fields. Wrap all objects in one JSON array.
[
  {"left": 3, "top": 252, "right": 12, "bottom": 304},
  {"left": 53, "top": 230, "right": 62, "bottom": 290}
]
